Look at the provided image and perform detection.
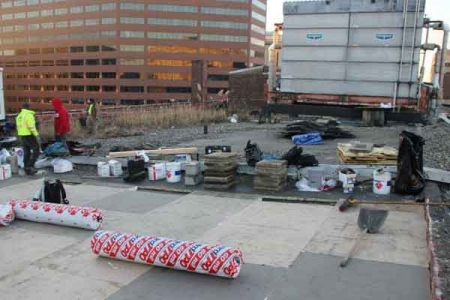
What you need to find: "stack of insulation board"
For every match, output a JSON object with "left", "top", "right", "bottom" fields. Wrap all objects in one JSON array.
[
  {"left": 254, "top": 160, "right": 288, "bottom": 192},
  {"left": 204, "top": 152, "right": 239, "bottom": 190}
]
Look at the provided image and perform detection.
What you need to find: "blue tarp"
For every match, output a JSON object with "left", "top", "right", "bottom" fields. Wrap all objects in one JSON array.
[{"left": 292, "top": 132, "right": 323, "bottom": 145}]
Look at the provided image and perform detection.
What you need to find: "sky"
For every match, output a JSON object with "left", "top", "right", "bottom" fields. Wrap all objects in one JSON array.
[{"left": 266, "top": 0, "right": 450, "bottom": 31}]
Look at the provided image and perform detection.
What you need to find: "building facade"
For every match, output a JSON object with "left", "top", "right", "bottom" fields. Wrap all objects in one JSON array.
[{"left": 0, "top": 0, "right": 266, "bottom": 111}]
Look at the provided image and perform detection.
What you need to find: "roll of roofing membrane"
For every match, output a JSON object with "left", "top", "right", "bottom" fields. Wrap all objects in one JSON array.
[
  {"left": 0, "top": 204, "right": 15, "bottom": 226},
  {"left": 9, "top": 200, "right": 103, "bottom": 230},
  {"left": 91, "top": 230, "right": 243, "bottom": 279}
]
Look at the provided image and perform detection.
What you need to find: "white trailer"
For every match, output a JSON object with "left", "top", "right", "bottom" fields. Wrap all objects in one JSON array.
[{"left": 0, "top": 67, "right": 4, "bottom": 122}]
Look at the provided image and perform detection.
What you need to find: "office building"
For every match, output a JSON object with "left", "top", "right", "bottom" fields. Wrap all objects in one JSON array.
[{"left": 0, "top": 0, "right": 266, "bottom": 110}]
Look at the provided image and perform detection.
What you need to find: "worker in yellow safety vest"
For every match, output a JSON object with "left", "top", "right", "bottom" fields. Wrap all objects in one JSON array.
[
  {"left": 86, "top": 98, "right": 98, "bottom": 134},
  {"left": 16, "top": 103, "right": 41, "bottom": 175}
]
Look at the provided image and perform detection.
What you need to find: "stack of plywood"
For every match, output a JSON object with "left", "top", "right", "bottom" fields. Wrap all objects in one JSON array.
[
  {"left": 337, "top": 143, "right": 398, "bottom": 165},
  {"left": 254, "top": 160, "right": 288, "bottom": 192},
  {"left": 204, "top": 152, "right": 239, "bottom": 190}
]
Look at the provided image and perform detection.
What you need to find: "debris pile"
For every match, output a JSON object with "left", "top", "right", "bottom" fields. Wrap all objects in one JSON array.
[
  {"left": 254, "top": 160, "right": 288, "bottom": 192},
  {"left": 280, "top": 120, "right": 355, "bottom": 140},
  {"left": 204, "top": 152, "right": 239, "bottom": 190}
]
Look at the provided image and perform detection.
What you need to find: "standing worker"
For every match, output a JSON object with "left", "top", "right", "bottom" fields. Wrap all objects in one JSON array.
[
  {"left": 16, "top": 103, "right": 40, "bottom": 175},
  {"left": 51, "top": 98, "right": 70, "bottom": 147},
  {"left": 86, "top": 98, "right": 98, "bottom": 134}
]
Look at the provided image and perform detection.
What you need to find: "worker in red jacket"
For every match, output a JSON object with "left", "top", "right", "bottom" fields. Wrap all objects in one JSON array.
[{"left": 51, "top": 98, "right": 71, "bottom": 147}]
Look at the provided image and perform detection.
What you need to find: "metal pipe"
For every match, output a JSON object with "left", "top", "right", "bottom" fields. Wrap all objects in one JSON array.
[
  {"left": 438, "top": 26, "right": 449, "bottom": 93},
  {"left": 394, "top": 0, "right": 410, "bottom": 111},
  {"left": 408, "top": 0, "right": 421, "bottom": 104}
]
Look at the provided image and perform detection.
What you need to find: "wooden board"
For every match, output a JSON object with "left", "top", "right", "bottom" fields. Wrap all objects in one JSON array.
[
  {"left": 337, "top": 143, "right": 397, "bottom": 165},
  {"left": 108, "top": 147, "right": 198, "bottom": 158}
]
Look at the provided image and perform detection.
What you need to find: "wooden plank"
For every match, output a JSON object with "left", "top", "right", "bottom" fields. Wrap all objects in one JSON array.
[{"left": 107, "top": 147, "right": 199, "bottom": 158}]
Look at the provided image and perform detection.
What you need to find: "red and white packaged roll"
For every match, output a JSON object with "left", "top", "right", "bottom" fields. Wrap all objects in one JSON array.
[
  {"left": 91, "top": 230, "right": 244, "bottom": 279},
  {"left": 9, "top": 200, "right": 103, "bottom": 230},
  {"left": 0, "top": 204, "right": 15, "bottom": 226}
]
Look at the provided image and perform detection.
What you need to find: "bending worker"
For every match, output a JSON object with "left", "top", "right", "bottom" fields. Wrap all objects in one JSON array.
[
  {"left": 16, "top": 103, "right": 40, "bottom": 175},
  {"left": 87, "top": 98, "right": 98, "bottom": 134}
]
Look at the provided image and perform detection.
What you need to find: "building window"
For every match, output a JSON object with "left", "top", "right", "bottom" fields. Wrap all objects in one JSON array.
[
  {"left": 87, "top": 86, "right": 100, "bottom": 92},
  {"left": 252, "top": 0, "right": 266, "bottom": 10},
  {"left": 167, "top": 87, "right": 192, "bottom": 93},
  {"left": 42, "top": 47, "right": 54, "bottom": 54},
  {"left": 120, "top": 45, "right": 145, "bottom": 52},
  {"left": 85, "top": 5, "right": 100, "bottom": 12},
  {"left": 70, "top": 46, "right": 84, "bottom": 53},
  {"left": 200, "top": 34, "right": 247, "bottom": 43},
  {"left": 252, "top": 10, "right": 266, "bottom": 23},
  {"left": 200, "top": 21, "right": 247, "bottom": 30},
  {"left": 85, "top": 19, "right": 99, "bottom": 26},
  {"left": 86, "top": 59, "right": 100, "bottom": 66},
  {"left": 42, "top": 72, "right": 54, "bottom": 79},
  {"left": 70, "top": 20, "right": 84, "bottom": 27},
  {"left": 71, "top": 59, "right": 84, "bottom": 66},
  {"left": 251, "top": 24, "right": 265, "bottom": 35},
  {"left": 148, "top": 46, "right": 197, "bottom": 54},
  {"left": 41, "top": 22, "right": 54, "bottom": 29},
  {"left": 70, "top": 6, "right": 83, "bottom": 14},
  {"left": 147, "top": 59, "right": 192, "bottom": 67},
  {"left": 102, "top": 99, "right": 116, "bottom": 105},
  {"left": 102, "top": 86, "right": 116, "bottom": 92},
  {"left": 208, "top": 74, "right": 229, "bottom": 81},
  {"left": 102, "top": 3, "right": 116, "bottom": 11},
  {"left": 42, "top": 60, "right": 54, "bottom": 66},
  {"left": 120, "top": 3, "right": 145, "bottom": 10},
  {"left": 14, "top": 12, "right": 26, "bottom": 19},
  {"left": 200, "top": 48, "right": 247, "bottom": 55},
  {"left": 28, "top": 23, "right": 40, "bottom": 30},
  {"left": 57, "top": 85, "right": 69, "bottom": 91},
  {"left": 148, "top": 73, "right": 191, "bottom": 81},
  {"left": 40, "top": 9, "right": 53, "bottom": 17},
  {"left": 56, "top": 72, "right": 69, "bottom": 78},
  {"left": 148, "top": 4, "right": 197, "bottom": 13},
  {"left": 120, "top": 86, "right": 144, "bottom": 93},
  {"left": 120, "top": 72, "right": 141, "bottom": 79},
  {"left": 55, "top": 21, "right": 68, "bottom": 28},
  {"left": 102, "top": 45, "right": 117, "bottom": 52},
  {"left": 71, "top": 72, "right": 84, "bottom": 79},
  {"left": 72, "top": 98, "right": 85, "bottom": 104},
  {"left": 86, "top": 45, "right": 100, "bottom": 52},
  {"left": 120, "top": 59, "right": 144, "bottom": 66},
  {"left": 55, "top": 8, "right": 68, "bottom": 15},
  {"left": 43, "top": 85, "right": 55, "bottom": 91},
  {"left": 102, "top": 58, "right": 116, "bottom": 65},
  {"left": 148, "top": 32, "right": 197, "bottom": 40},
  {"left": 251, "top": 37, "right": 265, "bottom": 47},
  {"left": 201, "top": 7, "right": 248, "bottom": 16},
  {"left": 207, "top": 61, "right": 233, "bottom": 68},
  {"left": 15, "top": 49, "right": 27, "bottom": 55},
  {"left": 208, "top": 88, "right": 225, "bottom": 94},
  {"left": 120, "top": 99, "right": 145, "bottom": 105},
  {"left": 148, "top": 18, "right": 197, "bottom": 27},
  {"left": 71, "top": 86, "right": 84, "bottom": 92},
  {"left": 56, "top": 47, "right": 68, "bottom": 54},
  {"left": 86, "top": 72, "right": 100, "bottom": 79},
  {"left": 120, "top": 31, "right": 145, "bottom": 38},
  {"left": 102, "top": 72, "right": 116, "bottom": 79},
  {"left": 101, "top": 18, "right": 116, "bottom": 25},
  {"left": 120, "top": 17, "right": 145, "bottom": 25}
]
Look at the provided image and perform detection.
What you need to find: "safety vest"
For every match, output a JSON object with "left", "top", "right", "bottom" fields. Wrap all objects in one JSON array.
[
  {"left": 88, "top": 104, "right": 94, "bottom": 115},
  {"left": 16, "top": 109, "right": 39, "bottom": 137}
]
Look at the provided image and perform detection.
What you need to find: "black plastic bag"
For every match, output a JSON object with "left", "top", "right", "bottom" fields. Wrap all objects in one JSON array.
[
  {"left": 395, "top": 131, "right": 426, "bottom": 195},
  {"left": 245, "top": 140, "right": 263, "bottom": 167},
  {"left": 282, "top": 146, "right": 319, "bottom": 167}
]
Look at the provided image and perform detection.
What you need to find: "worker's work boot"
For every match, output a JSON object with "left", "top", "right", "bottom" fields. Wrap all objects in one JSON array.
[{"left": 25, "top": 167, "right": 38, "bottom": 175}]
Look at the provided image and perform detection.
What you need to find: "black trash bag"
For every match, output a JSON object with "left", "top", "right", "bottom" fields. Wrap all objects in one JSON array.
[
  {"left": 395, "top": 131, "right": 426, "bottom": 195},
  {"left": 33, "top": 179, "right": 69, "bottom": 204},
  {"left": 281, "top": 146, "right": 319, "bottom": 167},
  {"left": 245, "top": 140, "right": 263, "bottom": 167},
  {"left": 124, "top": 158, "right": 147, "bottom": 183}
]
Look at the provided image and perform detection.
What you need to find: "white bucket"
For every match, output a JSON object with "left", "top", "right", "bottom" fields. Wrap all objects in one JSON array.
[
  {"left": 97, "top": 162, "right": 110, "bottom": 178},
  {"left": 373, "top": 169, "right": 392, "bottom": 195},
  {"left": 166, "top": 162, "right": 182, "bottom": 183},
  {"left": 149, "top": 163, "right": 166, "bottom": 181},
  {"left": 109, "top": 160, "right": 123, "bottom": 177}
]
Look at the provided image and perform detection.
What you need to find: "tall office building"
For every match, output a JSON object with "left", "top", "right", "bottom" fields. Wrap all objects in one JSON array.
[{"left": 0, "top": 0, "right": 266, "bottom": 111}]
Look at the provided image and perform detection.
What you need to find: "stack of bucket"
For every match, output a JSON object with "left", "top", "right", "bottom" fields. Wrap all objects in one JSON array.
[{"left": 204, "top": 153, "right": 239, "bottom": 190}]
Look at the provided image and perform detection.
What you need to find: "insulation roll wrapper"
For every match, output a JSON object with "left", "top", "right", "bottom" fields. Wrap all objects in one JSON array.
[
  {"left": 0, "top": 204, "right": 15, "bottom": 226},
  {"left": 9, "top": 200, "right": 103, "bottom": 230},
  {"left": 91, "top": 230, "right": 243, "bottom": 278}
]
